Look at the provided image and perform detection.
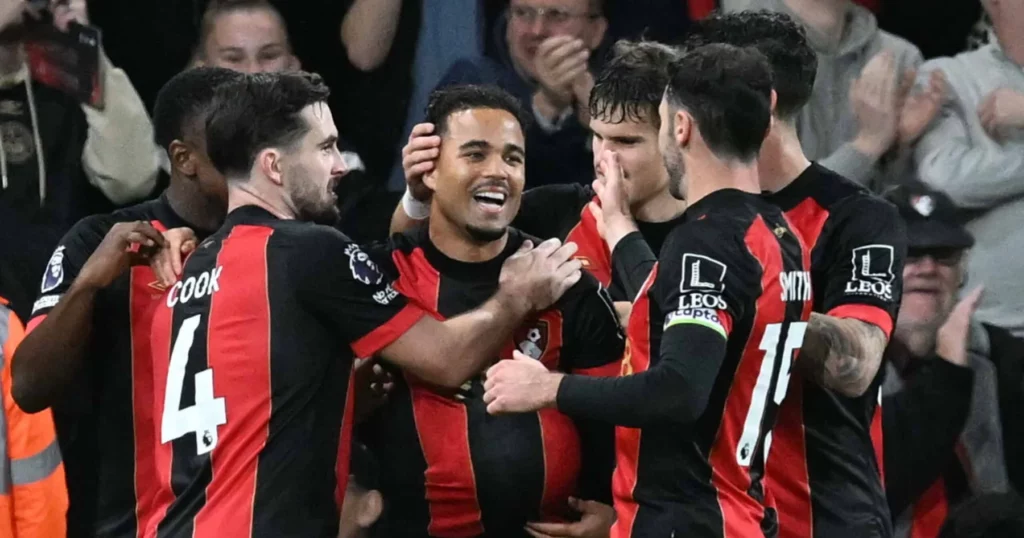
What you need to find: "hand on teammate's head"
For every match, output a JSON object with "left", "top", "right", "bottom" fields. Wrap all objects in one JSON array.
[{"left": 402, "top": 122, "right": 441, "bottom": 202}]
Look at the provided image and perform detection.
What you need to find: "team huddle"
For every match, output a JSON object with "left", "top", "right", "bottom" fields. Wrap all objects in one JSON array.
[{"left": 11, "top": 10, "right": 906, "bottom": 538}]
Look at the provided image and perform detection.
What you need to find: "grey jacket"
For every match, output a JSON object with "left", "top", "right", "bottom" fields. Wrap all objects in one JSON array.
[
  {"left": 914, "top": 42, "right": 1024, "bottom": 335},
  {"left": 725, "top": 0, "right": 922, "bottom": 187}
]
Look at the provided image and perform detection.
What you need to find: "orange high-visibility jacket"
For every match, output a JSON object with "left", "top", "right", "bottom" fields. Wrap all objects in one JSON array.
[{"left": 0, "top": 298, "right": 67, "bottom": 538}]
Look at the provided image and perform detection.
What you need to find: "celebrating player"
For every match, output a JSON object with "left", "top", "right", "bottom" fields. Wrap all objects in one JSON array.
[
  {"left": 11, "top": 67, "right": 241, "bottom": 538},
  {"left": 392, "top": 40, "right": 686, "bottom": 302},
  {"left": 483, "top": 44, "right": 813, "bottom": 538},
  {"left": 362, "top": 84, "right": 623, "bottom": 538},
  {"left": 144, "top": 72, "right": 583, "bottom": 538},
  {"left": 601, "top": 13, "right": 908, "bottom": 537}
]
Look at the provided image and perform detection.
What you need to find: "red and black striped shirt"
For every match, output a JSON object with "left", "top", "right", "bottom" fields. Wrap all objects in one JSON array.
[
  {"left": 763, "top": 163, "right": 907, "bottom": 538},
  {"left": 145, "top": 205, "right": 425, "bottom": 538},
  {"left": 27, "top": 195, "right": 197, "bottom": 538},
  {"left": 556, "top": 189, "right": 813, "bottom": 538},
  {"left": 361, "top": 226, "right": 624, "bottom": 537}
]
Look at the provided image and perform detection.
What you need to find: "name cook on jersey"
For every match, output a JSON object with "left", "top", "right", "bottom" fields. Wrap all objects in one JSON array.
[{"left": 166, "top": 267, "right": 223, "bottom": 307}]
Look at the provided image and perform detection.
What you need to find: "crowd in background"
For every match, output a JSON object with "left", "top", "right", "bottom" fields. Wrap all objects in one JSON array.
[{"left": 0, "top": 0, "right": 1022, "bottom": 537}]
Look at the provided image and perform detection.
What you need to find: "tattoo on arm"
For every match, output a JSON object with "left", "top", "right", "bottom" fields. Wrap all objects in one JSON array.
[{"left": 797, "top": 312, "right": 888, "bottom": 397}]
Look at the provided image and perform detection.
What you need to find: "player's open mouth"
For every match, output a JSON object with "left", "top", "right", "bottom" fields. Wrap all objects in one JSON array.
[{"left": 471, "top": 188, "right": 508, "bottom": 213}]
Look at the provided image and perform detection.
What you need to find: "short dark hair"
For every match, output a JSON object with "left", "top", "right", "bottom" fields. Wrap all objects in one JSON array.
[
  {"left": 425, "top": 84, "right": 529, "bottom": 138},
  {"left": 153, "top": 66, "right": 242, "bottom": 150},
  {"left": 589, "top": 39, "right": 681, "bottom": 128},
  {"left": 665, "top": 43, "right": 773, "bottom": 162},
  {"left": 197, "top": 0, "right": 289, "bottom": 56},
  {"left": 205, "top": 71, "right": 331, "bottom": 178},
  {"left": 685, "top": 11, "right": 816, "bottom": 120}
]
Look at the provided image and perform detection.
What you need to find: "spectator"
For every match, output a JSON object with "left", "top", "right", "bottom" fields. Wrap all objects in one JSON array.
[
  {"left": 913, "top": 0, "right": 1024, "bottom": 337},
  {"left": 725, "top": 0, "right": 924, "bottom": 188},
  {"left": 342, "top": 0, "right": 483, "bottom": 191},
  {"left": 0, "top": 0, "right": 159, "bottom": 322},
  {"left": 425, "top": 0, "right": 608, "bottom": 189},
  {"left": 0, "top": 296, "right": 67, "bottom": 538},
  {"left": 881, "top": 184, "right": 1024, "bottom": 537},
  {"left": 338, "top": 442, "right": 383, "bottom": 538},
  {"left": 191, "top": 0, "right": 299, "bottom": 73},
  {"left": 938, "top": 492, "right": 1024, "bottom": 538}
]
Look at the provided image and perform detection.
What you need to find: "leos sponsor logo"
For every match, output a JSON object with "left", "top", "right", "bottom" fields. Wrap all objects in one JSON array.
[{"left": 844, "top": 245, "right": 895, "bottom": 301}]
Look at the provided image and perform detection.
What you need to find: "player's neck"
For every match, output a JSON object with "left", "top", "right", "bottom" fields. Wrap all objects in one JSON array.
[
  {"left": 758, "top": 122, "right": 812, "bottom": 194},
  {"left": 428, "top": 217, "right": 508, "bottom": 263},
  {"left": 684, "top": 151, "right": 761, "bottom": 206},
  {"left": 165, "top": 174, "right": 223, "bottom": 233},
  {"left": 226, "top": 181, "right": 296, "bottom": 221},
  {"left": 784, "top": 0, "right": 848, "bottom": 50},
  {"left": 633, "top": 189, "right": 687, "bottom": 223}
]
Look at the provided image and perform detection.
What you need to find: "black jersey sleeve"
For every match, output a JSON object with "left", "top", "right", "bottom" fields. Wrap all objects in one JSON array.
[
  {"left": 29, "top": 213, "right": 117, "bottom": 319},
  {"left": 610, "top": 231, "right": 658, "bottom": 302},
  {"left": 512, "top": 183, "right": 594, "bottom": 240},
  {"left": 819, "top": 195, "right": 907, "bottom": 336},
  {"left": 556, "top": 221, "right": 761, "bottom": 427},
  {"left": 559, "top": 272, "right": 625, "bottom": 375},
  {"left": 555, "top": 272, "right": 623, "bottom": 505},
  {"left": 286, "top": 225, "right": 424, "bottom": 358}
]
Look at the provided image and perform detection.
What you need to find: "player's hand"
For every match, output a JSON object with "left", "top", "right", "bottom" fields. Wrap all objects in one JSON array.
[
  {"left": 898, "top": 69, "right": 947, "bottom": 145},
  {"left": 978, "top": 88, "right": 1024, "bottom": 139},
  {"left": 483, "top": 350, "right": 562, "bottom": 414},
  {"left": 353, "top": 357, "right": 394, "bottom": 424},
  {"left": 146, "top": 227, "right": 198, "bottom": 287},
  {"left": 51, "top": 0, "right": 87, "bottom": 32},
  {"left": 401, "top": 122, "right": 440, "bottom": 201},
  {"left": 76, "top": 221, "right": 166, "bottom": 291},
  {"left": 935, "top": 286, "right": 984, "bottom": 367},
  {"left": 526, "top": 497, "right": 615, "bottom": 538},
  {"left": 498, "top": 238, "right": 582, "bottom": 313},
  {"left": 592, "top": 150, "right": 639, "bottom": 252},
  {"left": 850, "top": 51, "right": 900, "bottom": 158},
  {"left": 0, "top": 0, "right": 33, "bottom": 31},
  {"left": 535, "top": 36, "right": 590, "bottom": 111}
]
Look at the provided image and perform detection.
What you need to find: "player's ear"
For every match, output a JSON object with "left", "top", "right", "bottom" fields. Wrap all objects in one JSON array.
[
  {"left": 423, "top": 168, "right": 439, "bottom": 192},
  {"left": 258, "top": 148, "right": 285, "bottom": 186},
  {"left": 287, "top": 54, "right": 301, "bottom": 72},
  {"left": 169, "top": 140, "right": 198, "bottom": 177},
  {"left": 356, "top": 490, "right": 383, "bottom": 528},
  {"left": 674, "top": 109, "right": 691, "bottom": 148}
]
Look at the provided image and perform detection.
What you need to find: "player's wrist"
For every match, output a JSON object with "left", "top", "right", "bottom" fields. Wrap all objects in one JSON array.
[
  {"left": 492, "top": 287, "right": 533, "bottom": 318},
  {"left": 402, "top": 187, "right": 431, "bottom": 220},
  {"left": 604, "top": 214, "right": 639, "bottom": 252},
  {"left": 542, "top": 372, "right": 565, "bottom": 409}
]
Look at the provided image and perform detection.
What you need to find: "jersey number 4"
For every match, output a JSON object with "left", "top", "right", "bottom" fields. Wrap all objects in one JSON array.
[
  {"left": 736, "top": 321, "right": 807, "bottom": 467},
  {"left": 161, "top": 314, "right": 227, "bottom": 455}
]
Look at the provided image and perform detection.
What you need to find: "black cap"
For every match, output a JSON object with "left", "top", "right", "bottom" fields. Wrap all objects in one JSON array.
[{"left": 884, "top": 183, "right": 974, "bottom": 250}]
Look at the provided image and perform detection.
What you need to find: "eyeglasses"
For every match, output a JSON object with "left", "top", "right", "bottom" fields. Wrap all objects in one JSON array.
[
  {"left": 907, "top": 248, "right": 964, "bottom": 267},
  {"left": 510, "top": 5, "right": 599, "bottom": 26}
]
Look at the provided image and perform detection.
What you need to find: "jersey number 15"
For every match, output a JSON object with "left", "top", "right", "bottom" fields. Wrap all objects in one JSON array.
[
  {"left": 161, "top": 314, "right": 227, "bottom": 456},
  {"left": 736, "top": 321, "right": 807, "bottom": 467}
]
